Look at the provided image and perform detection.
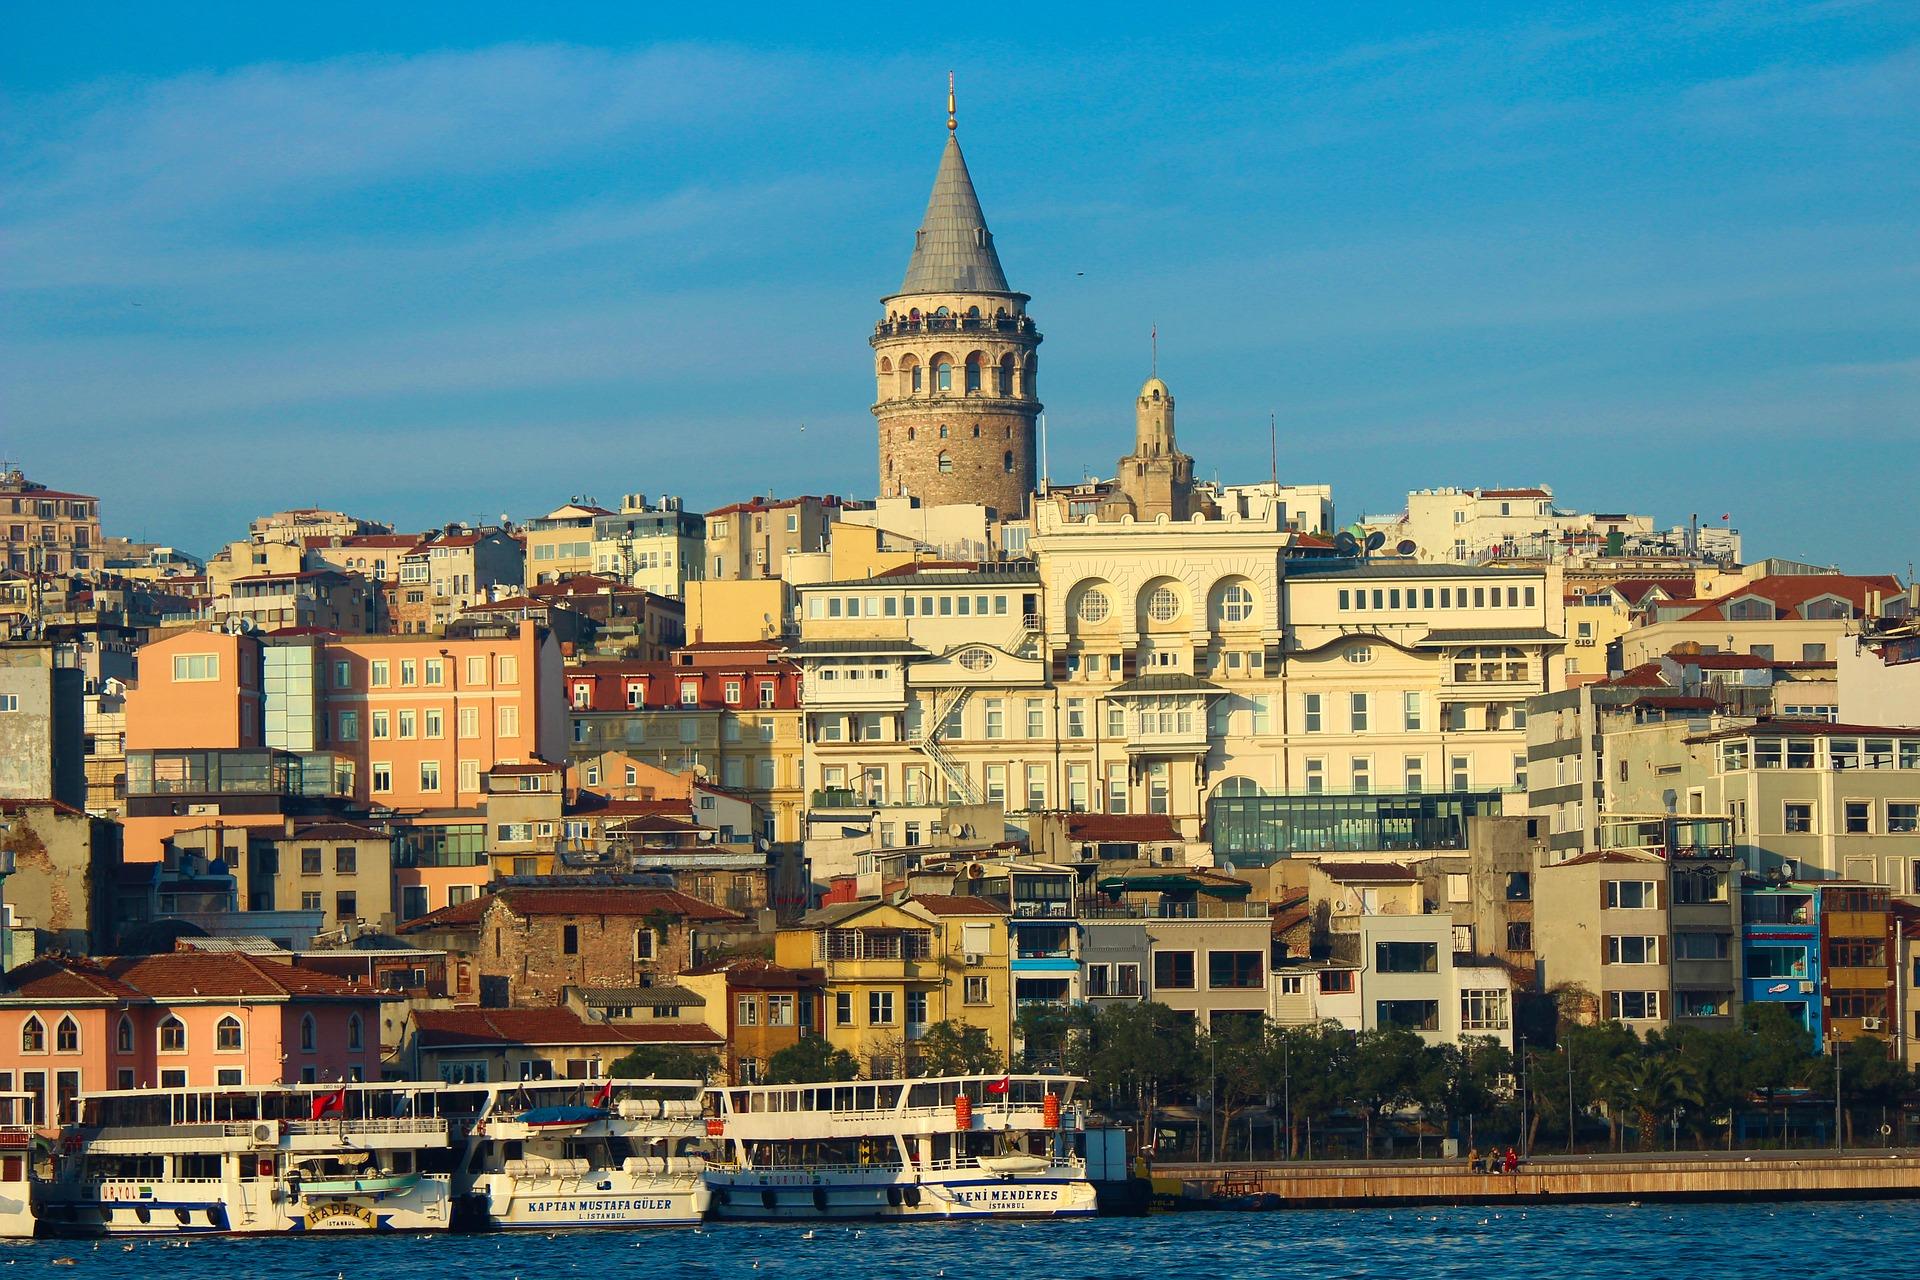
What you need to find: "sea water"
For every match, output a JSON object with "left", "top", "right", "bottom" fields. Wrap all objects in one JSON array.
[{"left": 7, "top": 1202, "right": 1906, "bottom": 1278}]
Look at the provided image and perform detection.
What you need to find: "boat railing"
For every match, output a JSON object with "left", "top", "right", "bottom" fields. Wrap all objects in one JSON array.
[
  {"left": 286, "top": 1118, "right": 448, "bottom": 1137},
  {"left": 710, "top": 1154, "right": 1079, "bottom": 1175}
]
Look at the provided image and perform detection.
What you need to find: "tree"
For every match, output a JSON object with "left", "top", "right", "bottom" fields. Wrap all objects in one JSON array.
[
  {"left": 1015, "top": 1003, "right": 1081, "bottom": 1073},
  {"left": 1835, "top": 1035, "right": 1910, "bottom": 1144},
  {"left": 1195, "top": 1017, "right": 1269, "bottom": 1161},
  {"left": 1083, "top": 1003, "right": 1194, "bottom": 1150},
  {"left": 1274, "top": 1021, "right": 1354, "bottom": 1158},
  {"left": 763, "top": 1036, "right": 859, "bottom": 1084},
  {"left": 1599, "top": 1051, "right": 1702, "bottom": 1151},
  {"left": 1420, "top": 1035, "right": 1510, "bottom": 1142},
  {"left": 1349, "top": 1027, "right": 1427, "bottom": 1158},
  {"left": 914, "top": 1020, "right": 1000, "bottom": 1076},
  {"left": 1742, "top": 1003, "right": 1815, "bottom": 1142},
  {"left": 610, "top": 1044, "right": 720, "bottom": 1082}
]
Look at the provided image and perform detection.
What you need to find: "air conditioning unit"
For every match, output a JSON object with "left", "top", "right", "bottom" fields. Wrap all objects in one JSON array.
[
  {"left": 1574, "top": 639, "right": 1596, "bottom": 648},
  {"left": 1799, "top": 981, "right": 1814, "bottom": 994},
  {"left": 1862, "top": 1017, "right": 1884, "bottom": 1032},
  {"left": 251, "top": 1121, "right": 280, "bottom": 1147},
  {"left": 963, "top": 952, "right": 983, "bottom": 966}
]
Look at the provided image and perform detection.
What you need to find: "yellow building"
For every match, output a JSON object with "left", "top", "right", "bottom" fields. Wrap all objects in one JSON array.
[
  {"left": 684, "top": 578, "right": 790, "bottom": 644},
  {"left": 524, "top": 501, "right": 612, "bottom": 583},
  {"left": 773, "top": 894, "right": 1010, "bottom": 1077}
]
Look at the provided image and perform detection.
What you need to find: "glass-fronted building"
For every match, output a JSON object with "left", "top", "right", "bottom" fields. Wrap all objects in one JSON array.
[{"left": 1209, "top": 790, "right": 1505, "bottom": 866}]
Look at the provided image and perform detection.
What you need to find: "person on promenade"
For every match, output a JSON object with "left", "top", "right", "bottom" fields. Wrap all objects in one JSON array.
[
  {"left": 1503, "top": 1147, "right": 1519, "bottom": 1174},
  {"left": 1466, "top": 1145, "right": 1479, "bottom": 1173}
]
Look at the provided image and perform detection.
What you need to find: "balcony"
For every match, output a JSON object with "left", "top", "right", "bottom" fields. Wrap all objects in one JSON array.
[
  {"left": 1079, "top": 899, "right": 1270, "bottom": 921},
  {"left": 872, "top": 314, "right": 1039, "bottom": 340}
]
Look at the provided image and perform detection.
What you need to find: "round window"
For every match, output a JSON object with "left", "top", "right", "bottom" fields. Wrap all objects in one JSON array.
[
  {"left": 1344, "top": 645, "right": 1375, "bottom": 664},
  {"left": 957, "top": 648, "right": 994, "bottom": 672},
  {"left": 1147, "top": 586, "right": 1182, "bottom": 622},
  {"left": 1076, "top": 590, "right": 1111, "bottom": 624},
  {"left": 1219, "top": 584, "right": 1254, "bottom": 624}
]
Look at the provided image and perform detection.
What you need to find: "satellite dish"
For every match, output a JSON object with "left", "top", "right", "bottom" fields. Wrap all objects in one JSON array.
[
  {"left": 1364, "top": 531, "right": 1387, "bottom": 552},
  {"left": 1396, "top": 539, "right": 1417, "bottom": 557},
  {"left": 1333, "top": 532, "right": 1360, "bottom": 557}
]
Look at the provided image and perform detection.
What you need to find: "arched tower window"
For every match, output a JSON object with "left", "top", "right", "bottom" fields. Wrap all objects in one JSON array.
[
  {"left": 938, "top": 452, "right": 954, "bottom": 474},
  {"left": 934, "top": 358, "right": 953, "bottom": 393},
  {"left": 906, "top": 426, "right": 915, "bottom": 442},
  {"left": 1022, "top": 355, "right": 1038, "bottom": 398},
  {"left": 1003, "top": 451, "right": 1014, "bottom": 473},
  {"left": 964, "top": 352, "right": 984, "bottom": 393},
  {"left": 998, "top": 354, "right": 1014, "bottom": 395}
]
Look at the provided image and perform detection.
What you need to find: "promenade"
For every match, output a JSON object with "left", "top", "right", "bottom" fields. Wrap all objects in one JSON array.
[{"left": 1153, "top": 1148, "right": 1920, "bottom": 1209}]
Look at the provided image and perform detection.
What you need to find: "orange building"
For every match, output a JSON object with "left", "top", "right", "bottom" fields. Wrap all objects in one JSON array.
[{"left": 123, "top": 623, "right": 566, "bottom": 859}]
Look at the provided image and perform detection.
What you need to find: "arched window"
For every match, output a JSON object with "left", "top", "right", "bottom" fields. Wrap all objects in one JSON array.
[
  {"left": 1003, "top": 451, "right": 1014, "bottom": 473},
  {"left": 20, "top": 1017, "right": 44, "bottom": 1053},
  {"left": 938, "top": 424, "right": 949, "bottom": 439},
  {"left": 216, "top": 1016, "right": 243, "bottom": 1052},
  {"left": 300, "top": 1014, "right": 317, "bottom": 1053},
  {"left": 1022, "top": 355, "right": 1038, "bottom": 398},
  {"left": 934, "top": 358, "right": 953, "bottom": 392},
  {"left": 158, "top": 1016, "right": 186, "bottom": 1053},
  {"left": 1214, "top": 776, "right": 1266, "bottom": 798},
  {"left": 964, "top": 352, "right": 984, "bottom": 393},
  {"left": 347, "top": 1014, "right": 364, "bottom": 1052},
  {"left": 906, "top": 426, "right": 915, "bottom": 442},
  {"left": 998, "top": 353, "right": 1015, "bottom": 395},
  {"left": 55, "top": 1016, "right": 79, "bottom": 1053},
  {"left": 971, "top": 424, "right": 980, "bottom": 438},
  {"left": 937, "top": 452, "right": 953, "bottom": 474},
  {"left": 116, "top": 1015, "right": 133, "bottom": 1054},
  {"left": 911, "top": 364, "right": 923, "bottom": 393},
  {"left": 1214, "top": 582, "right": 1256, "bottom": 625}
]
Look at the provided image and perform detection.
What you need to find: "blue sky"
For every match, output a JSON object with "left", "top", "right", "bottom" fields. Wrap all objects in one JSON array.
[{"left": 2, "top": 1, "right": 1915, "bottom": 567}]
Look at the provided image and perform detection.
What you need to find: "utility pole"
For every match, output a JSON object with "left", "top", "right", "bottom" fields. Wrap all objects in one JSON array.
[
  {"left": 1567, "top": 1032, "right": 1576, "bottom": 1155},
  {"left": 1834, "top": 1039, "right": 1844, "bottom": 1151}
]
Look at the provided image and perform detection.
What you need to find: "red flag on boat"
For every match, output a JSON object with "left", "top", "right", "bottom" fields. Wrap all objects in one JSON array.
[
  {"left": 309, "top": 1085, "right": 348, "bottom": 1120},
  {"left": 592, "top": 1079, "right": 615, "bottom": 1109},
  {"left": 985, "top": 1075, "right": 1011, "bottom": 1095}
]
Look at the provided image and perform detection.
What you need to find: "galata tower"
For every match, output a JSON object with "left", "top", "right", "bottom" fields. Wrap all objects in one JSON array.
[{"left": 871, "top": 79, "right": 1041, "bottom": 517}]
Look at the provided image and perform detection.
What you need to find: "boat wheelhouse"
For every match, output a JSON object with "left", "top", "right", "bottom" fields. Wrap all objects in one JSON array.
[
  {"left": 448, "top": 1078, "right": 710, "bottom": 1229},
  {"left": 702, "top": 1074, "right": 1097, "bottom": 1219},
  {"left": 39, "top": 1082, "right": 454, "bottom": 1236}
]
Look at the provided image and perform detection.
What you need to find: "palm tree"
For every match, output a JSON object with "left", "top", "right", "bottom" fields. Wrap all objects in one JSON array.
[{"left": 1601, "top": 1054, "right": 1703, "bottom": 1151}]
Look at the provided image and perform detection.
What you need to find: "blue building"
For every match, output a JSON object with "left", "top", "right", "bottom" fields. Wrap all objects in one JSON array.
[{"left": 1741, "top": 881, "right": 1822, "bottom": 1049}]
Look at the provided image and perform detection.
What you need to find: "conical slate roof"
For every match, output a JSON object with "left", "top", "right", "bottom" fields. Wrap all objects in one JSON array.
[{"left": 899, "top": 134, "right": 1011, "bottom": 295}]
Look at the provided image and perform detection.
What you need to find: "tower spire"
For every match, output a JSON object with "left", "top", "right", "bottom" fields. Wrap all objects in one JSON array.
[{"left": 947, "top": 71, "right": 957, "bottom": 132}]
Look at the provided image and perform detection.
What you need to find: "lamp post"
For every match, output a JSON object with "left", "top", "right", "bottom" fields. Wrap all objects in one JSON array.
[
  {"left": 1834, "top": 1038, "right": 1844, "bottom": 1152},
  {"left": 1282, "top": 1033, "right": 1292, "bottom": 1161},
  {"left": 1567, "top": 1031, "right": 1576, "bottom": 1155}
]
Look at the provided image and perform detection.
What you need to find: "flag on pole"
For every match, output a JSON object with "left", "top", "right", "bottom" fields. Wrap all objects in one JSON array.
[
  {"left": 985, "top": 1075, "right": 1011, "bottom": 1095},
  {"left": 592, "top": 1079, "right": 615, "bottom": 1109},
  {"left": 310, "top": 1085, "right": 348, "bottom": 1121}
]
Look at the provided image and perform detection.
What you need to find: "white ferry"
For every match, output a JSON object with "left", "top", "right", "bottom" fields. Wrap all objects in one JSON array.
[
  {"left": 0, "top": 1093, "right": 36, "bottom": 1238},
  {"left": 38, "top": 1082, "right": 455, "bottom": 1235},
  {"left": 448, "top": 1078, "right": 710, "bottom": 1229},
  {"left": 702, "top": 1074, "right": 1098, "bottom": 1219}
]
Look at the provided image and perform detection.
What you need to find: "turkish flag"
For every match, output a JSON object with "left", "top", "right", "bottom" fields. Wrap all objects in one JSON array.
[
  {"left": 592, "top": 1080, "right": 615, "bottom": 1109},
  {"left": 310, "top": 1086, "right": 348, "bottom": 1120},
  {"left": 985, "top": 1076, "right": 1010, "bottom": 1095}
]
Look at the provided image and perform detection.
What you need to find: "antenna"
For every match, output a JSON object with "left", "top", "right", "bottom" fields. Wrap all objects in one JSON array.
[{"left": 1269, "top": 412, "right": 1278, "bottom": 490}]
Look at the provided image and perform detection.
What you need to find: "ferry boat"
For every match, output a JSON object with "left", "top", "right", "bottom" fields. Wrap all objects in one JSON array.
[
  {"left": 0, "top": 1093, "right": 36, "bottom": 1238},
  {"left": 38, "top": 1082, "right": 455, "bottom": 1236},
  {"left": 448, "top": 1078, "right": 710, "bottom": 1229},
  {"left": 702, "top": 1074, "right": 1098, "bottom": 1219}
]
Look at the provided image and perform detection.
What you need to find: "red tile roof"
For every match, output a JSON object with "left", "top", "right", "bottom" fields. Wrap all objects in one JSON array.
[
  {"left": 1677, "top": 574, "right": 1902, "bottom": 623},
  {"left": 704, "top": 494, "right": 851, "bottom": 519},
  {"left": 1689, "top": 718, "right": 1920, "bottom": 742},
  {"left": 909, "top": 894, "right": 1005, "bottom": 917},
  {"left": 1600, "top": 662, "right": 1671, "bottom": 689},
  {"left": 413, "top": 1007, "right": 722, "bottom": 1049},
  {"left": 1, "top": 952, "right": 381, "bottom": 1003},
  {"left": 487, "top": 887, "right": 744, "bottom": 924},
  {"left": 1554, "top": 850, "right": 1662, "bottom": 867},
  {"left": 685, "top": 958, "right": 825, "bottom": 988},
  {"left": 1063, "top": 813, "right": 1183, "bottom": 844},
  {"left": 395, "top": 897, "right": 490, "bottom": 935}
]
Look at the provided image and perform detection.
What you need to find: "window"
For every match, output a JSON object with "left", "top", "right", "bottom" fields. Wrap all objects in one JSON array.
[
  {"left": 1605, "top": 936, "right": 1660, "bottom": 964},
  {"left": 347, "top": 1015, "right": 363, "bottom": 1051},
  {"left": 398, "top": 709, "right": 417, "bottom": 739},
  {"left": 1350, "top": 692, "right": 1369, "bottom": 732},
  {"left": 1153, "top": 951, "right": 1196, "bottom": 990},
  {"left": 51, "top": 1016, "right": 77, "bottom": 1053},
  {"left": 1891, "top": 802, "right": 1920, "bottom": 834},
  {"left": 1076, "top": 590, "right": 1111, "bottom": 624},
  {"left": 1605, "top": 880, "right": 1657, "bottom": 909},
  {"left": 372, "top": 762, "right": 393, "bottom": 793},
  {"left": 1217, "top": 583, "right": 1255, "bottom": 624},
  {"left": 868, "top": 991, "right": 895, "bottom": 1025},
  {"left": 459, "top": 706, "right": 480, "bottom": 738},
  {"left": 1460, "top": 989, "right": 1510, "bottom": 1030},
  {"left": 1844, "top": 801, "right": 1871, "bottom": 834},
  {"left": 1146, "top": 586, "right": 1182, "bottom": 622},
  {"left": 1403, "top": 692, "right": 1422, "bottom": 731},
  {"left": 1344, "top": 645, "right": 1374, "bottom": 665},
  {"left": 634, "top": 929, "right": 655, "bottom": 961},
  {"left": 399, "top": 659, "right": 417, "bottom": 687},
  {"left": 1830, "top": 937, "right": 1885, "bottom": 968},
  {"left": 1404, "top": 756, "right": 1425, "bottom": 793},
  {"left": 424, "top": 708, "right": 444, "bottom": 739},
  {"left": 1304, "top": 757, "right": 1325, "bottom": 795},
  {"left": 300, "top": 846, "right": 323, "bottom": 876},
  {"left": 1674, "top": 933, "right": 1730, "bottom": 961},
  {"left": 1302, "top": 693, "right": 1322, "bottom": 733},
  {"left": 1446, "top": 873, "right": 1470, "bottom": 904},
  {"left": 736, "top": 995, "right": 758, "bottom": 1027},
  {"left": 1607, "top": 991, "right": 1661, "bottom": 1020},
  {"left": 419, "top": 760, "right": 441, "bottom": 792},
  {"left": 216, "top": 1016, "right": 242, "bottom": 1052},
  {"left": 171, "top": 653, "right": 219, "bottom": 682},
  {"left": 563, "top": 925, "right": 580, "bottom": 955},
  {"left": 338, "top": 710, "right": 360, "bottom": 742},
  {"left": 335, "top": 891, "right": 357, "bottom": 920},
  {"left": 334, "top": 846, "right": 357, "bottom": 874},
  {"left": 1783, "top": 802, "right": 1813, "bottom": 834},
  {"left": 158, "top": 1017, "right": 186, "bottom": 1052},
  {"left": 371, "top": 659, "right": 390, "bottom": 687},
  {"left": 1351, "top": 756, "right": 1372, "bottom": 794},
  {"left": 1208, "top": 951, "right": 1263, "bottom": 989},
  {"left": 115, "top": 1015, "right": 133, "bottom": 1054},
  {"left": 1375, "top": 941, "right": 1438, "bottom": 974},
  {"left": 1506, "top": 921, "right": 1532, "bottom": 951},
  {"left": 1377, "top": 1000, "right": 1440, "bottom": 1032}
]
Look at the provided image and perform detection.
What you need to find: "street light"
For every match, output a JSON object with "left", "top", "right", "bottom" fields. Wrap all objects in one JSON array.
[{"left": 1671, "top": 1106, "right": 1685, "bottom": 1152}]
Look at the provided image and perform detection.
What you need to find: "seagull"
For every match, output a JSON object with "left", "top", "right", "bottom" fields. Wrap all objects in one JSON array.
[{"left": 801, "top": 1229, "right": 816, "bottom": 1240}]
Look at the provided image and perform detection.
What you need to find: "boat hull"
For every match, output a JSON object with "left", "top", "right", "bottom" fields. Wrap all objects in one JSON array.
[
  {"left": 474, "top": 1173, "right": 708, "bottom": 1229},
  {"left": 704, "top": 1169, "right": 1097, "bottom": 1220},
  {"left": 37, "top": 1175, "right": 454, "bottom": 1236}
]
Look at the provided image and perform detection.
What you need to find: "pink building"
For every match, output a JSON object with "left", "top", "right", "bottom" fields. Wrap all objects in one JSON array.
[{"left": 0, "top": 951, "right": 389, "bottom": 1124}]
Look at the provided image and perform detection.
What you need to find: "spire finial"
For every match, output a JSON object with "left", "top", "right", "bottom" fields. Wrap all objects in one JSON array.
[{"left": 947, "top": 72, "right": 957, "bottom": 132}]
